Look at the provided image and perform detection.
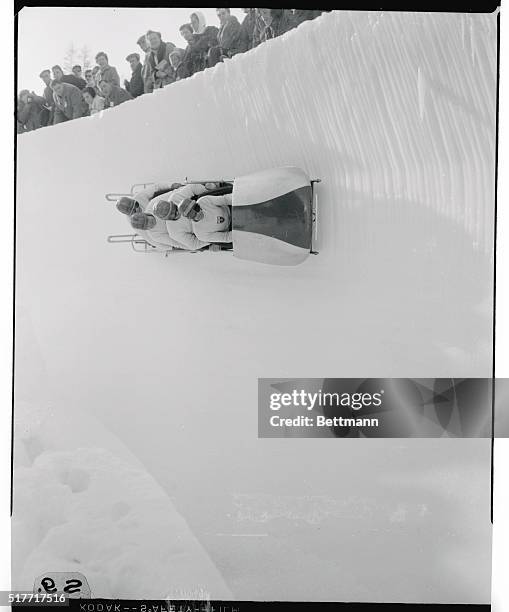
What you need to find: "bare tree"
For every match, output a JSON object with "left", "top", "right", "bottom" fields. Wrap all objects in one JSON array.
[
  {"left": 62, "top": 43, "right": 78, "bottom": 73},
  {"left": 80, "top": 45, "right": 93, "bottom": 71},
  {"left": 62, "top": 43, "right": 93, "bottom": 73}
]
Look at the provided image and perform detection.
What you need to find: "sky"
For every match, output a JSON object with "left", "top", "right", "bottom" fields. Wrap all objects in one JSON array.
[{"left": 17, "top": 7, "right": 245, "bottom": 93}]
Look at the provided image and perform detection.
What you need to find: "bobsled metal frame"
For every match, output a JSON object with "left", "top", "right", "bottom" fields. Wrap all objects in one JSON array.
[
  {"left": 105, "top": 176, "right": 320, "bottom": 258},
  {"left": 105, "top": 183, "right": 154, "bottom": 202},
  {"left": 310, "top": 179, "right": 320, "bottom": 255},
  {"left": 105, "top": 181, "right": 234, "bottom": 202},
  {"left": 106, "top": 233, "right": 165, "bottom": 254},
  {"left": 106, "top": 233, "right": 205, "bottom": 256}
]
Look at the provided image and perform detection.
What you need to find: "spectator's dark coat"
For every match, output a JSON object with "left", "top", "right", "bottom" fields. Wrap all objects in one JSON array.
[
  {"left": 261, "top": 9, "right": 297, "bottom": 42},
  {"left": 17, "top": 101, "right": 26, "bottom": 133},
  {"left": 52, "top": 83, "right": 88, "bottom": 123},
  {"left": 148, "top": 41, "right": 177, "bottom": 88},
  {"left": 181, "top": 34, "right": 207, "bottom": 75},
  {"left": 293, "top": 10, "right": 324, "bottom": 25},
  {"left": 60, "top": 74, "right": 86, "bottom": 89},
  {"left": 104, "top": 84, "right": 133, "bottom": 108},
  {"left": 190, "top": 12, "right": 219, "bottom": 69},
  {"left": 169, "top": 49, "right": 191, "bottom": 80},
  {"left": 240, "top": 10, "right": 261, "bottom": 50},
  {"left": 184, "top": 27, "right": 218, "bottom": 73},
  {"left": 125, "top": 62, "right": 144, "bottom": 97},
  {"left": 17, "top": 95, "right": 46, "bottom": 131},
  {"left": 175, "top": 62, "right": 191, "bottom": 80},
  {"left": 217, "top": 15, "right": 245, "bottom": 56},
  {"left": 142, "top": 52, "right": 154, "bottom": 93},
  {"left": 194, "top": 26, "right": 219, "bottom": 56},
  {"left": 42, "top": 84, "right": 54, "bottom": 125},
  {"left": 43, "top": 84, "right": 53, "bottom": 106}
]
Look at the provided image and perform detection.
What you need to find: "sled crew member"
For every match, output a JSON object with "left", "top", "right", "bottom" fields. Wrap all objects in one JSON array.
[
  {"left": 152, "top": 199, "right": 210, "bottom": 251},
  {"left": 116, "top": 188, "right": 180, "bottom": 247},
  {"left": 151, "top": 182, "right": 217, "bottom": 250},
  {"left": 130, "top": 212, "right": 189, "bottom": 250},
  {"left": 115, "top": 182, "right": 184, "bottom": 213},
  {"left": 179, "top": 192, "right": 232, "bottom": 243},
  {"left": 115, "top": 197, "right": 163, "bottom": 251}
]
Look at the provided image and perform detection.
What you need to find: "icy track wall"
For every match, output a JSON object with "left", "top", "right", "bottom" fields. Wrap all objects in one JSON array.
[{"left": 15, "top": 11, "right": 496, "bottom": 603}]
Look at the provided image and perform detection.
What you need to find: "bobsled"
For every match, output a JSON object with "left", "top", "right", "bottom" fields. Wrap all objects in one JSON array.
[{"left": 106, "top": 166, "right": 320, "bottom": 266}]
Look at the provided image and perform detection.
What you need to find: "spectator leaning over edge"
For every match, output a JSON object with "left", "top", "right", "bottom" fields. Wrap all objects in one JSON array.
[
  {"left": 82, "top": 86, "right": 105, "bottom": 115},
  {"left": 99, "top": 80, "right": 133, "bottom": 108},
  {"left": 239, "top": 8, "right": 262, "bottom": 51},
  {"left": 124, "top": 53, "right": 145, "bottom": 98},
  {"left": 209, "top": 7, "right": 245, "bottom": 65},
  {"left": 95, "top": 52, "right": 120, "bottom": 87},
  {"left": 137, "top": 34, "right": 154, "bottom": 93},
  {"left": 39, "top": 69, "right": 54, "bottom": 126},
  {"left": 189, "top": 11, "right": 219, "bottom": 70},
  {"left": 52, "top": 64, "right": 86, "bottom": 89},
  {"left": 169, "top": 49, "right": 190, "bottom": 81},
  {"left": 179, "top": 24, "right": 201, "bottom": 77},
  {"left": 50, "top": 79, "right": 88, "bottom": 124},
  {"left": 259, "top": 8, "right": 297, "bottom": 42},
  {"left": 17, "top": 90, "right": 46, "bottom": 132},
  {"left": 146, "top": 30, "right": 176, "bottom": 89}
]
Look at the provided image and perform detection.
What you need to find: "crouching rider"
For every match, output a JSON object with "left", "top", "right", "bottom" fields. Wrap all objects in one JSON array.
[
  {"left": 179, "top": 192, "right": 233, "bottom": 244},
  {"left": 151, "top": 181, "right": 221, "bottom": 251},
  {"left": 115, "top": 182, "right": 185, "bottom": 250},
  {"left": 129, "top": 211, "right": 188, "bottom": 250}
]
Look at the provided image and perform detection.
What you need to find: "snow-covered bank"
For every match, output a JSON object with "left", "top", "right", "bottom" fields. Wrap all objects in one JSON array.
[
  {"left": 12, "top": 309, "right": 232, "bottom": 599},
  {"left": 15, "top": 10, "right": 496, "bottom": 602}
]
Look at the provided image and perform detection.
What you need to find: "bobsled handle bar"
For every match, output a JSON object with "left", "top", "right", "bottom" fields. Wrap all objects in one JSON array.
[
  {"left": 107, "top": 234, "right": 140, "bottom": 243},
  {"left": 183, "top": 179, "right": 234, "bottom": 184},
  {"left": 105, "top": 193, "right": 131, "bottom": 202}
]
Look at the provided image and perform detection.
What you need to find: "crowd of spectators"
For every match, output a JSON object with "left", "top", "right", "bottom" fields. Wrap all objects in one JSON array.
[{"left": 17, "top": 8, "right": 324, "bottom": 133}]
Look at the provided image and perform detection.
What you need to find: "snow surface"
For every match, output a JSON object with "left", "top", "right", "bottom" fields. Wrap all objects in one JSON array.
[{"left": 15, "top": 10, "right": 496, "bottom": 603}]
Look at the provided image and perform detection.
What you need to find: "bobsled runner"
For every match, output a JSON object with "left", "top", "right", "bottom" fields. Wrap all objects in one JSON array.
[{"left": 106, "top": 166, "right": 320, "bottom": 266}]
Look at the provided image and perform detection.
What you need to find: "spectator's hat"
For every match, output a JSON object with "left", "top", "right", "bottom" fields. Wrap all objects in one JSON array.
[
  {"left": 116, "top": 197, "right": 138, "bottom": 215},
  {"left": 154, "top": 200, "right": 179, "bottom": 221},
  {"left": 126, "top": 53, "right": 140, "bottom": 62},
  {"left": 131, "top": 212, "right": 155, "bottom": 230}
]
